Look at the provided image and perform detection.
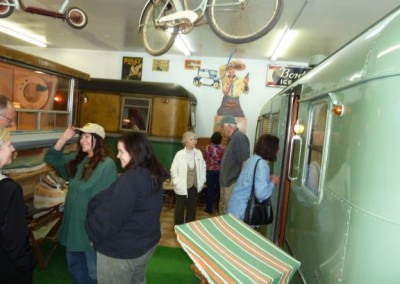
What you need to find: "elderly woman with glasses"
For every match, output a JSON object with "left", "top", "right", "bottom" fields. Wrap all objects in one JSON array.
[{"left": 171, "top": 131, "right": 206, "bottom": 225}]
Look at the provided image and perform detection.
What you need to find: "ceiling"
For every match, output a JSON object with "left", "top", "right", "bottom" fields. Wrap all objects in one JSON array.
[{"left": 0, "top": 0, "right": 399, "bottom": 63}]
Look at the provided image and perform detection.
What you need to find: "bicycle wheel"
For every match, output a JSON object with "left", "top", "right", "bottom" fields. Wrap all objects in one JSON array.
[
  {"left": 206, "top": 0, "right": 283, "bottom": 44},
  {"left": 140, "top": 0, "right": 178, "bottom": 56},
  {"left": 0, "top": 0, "right": 14, "bottom": 18},
  {"left": 66, "top": 7, "right": 88, "bottom": 29}
]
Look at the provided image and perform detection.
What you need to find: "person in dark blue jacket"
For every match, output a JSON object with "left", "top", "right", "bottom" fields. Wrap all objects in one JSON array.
[
  {"left": 85, "top": 132, "right": 169, "bottom": 284},
  {"left": 0, "top": 128, "right": 35, "bottom": 283}
]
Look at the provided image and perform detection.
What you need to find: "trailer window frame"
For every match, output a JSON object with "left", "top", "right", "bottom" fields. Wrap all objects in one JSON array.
[
  {"left": 303, "top": 100, "right": 328, "bottom": 199},
  {"left": 119, "top": 96, "right": 152, "bottom": 133}
]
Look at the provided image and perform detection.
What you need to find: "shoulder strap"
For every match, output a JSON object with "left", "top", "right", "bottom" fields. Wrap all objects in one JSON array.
[{"left": 251, "top": 159, "right": 262, "bottom": 193}]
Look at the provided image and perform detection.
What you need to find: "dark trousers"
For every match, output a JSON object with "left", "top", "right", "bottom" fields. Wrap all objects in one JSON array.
[
  {"left": 174, "top": 186, "right": 198, "bottom": 225},
  {"left": 205, "top": 170, "right": 220, "bottom": 212}
]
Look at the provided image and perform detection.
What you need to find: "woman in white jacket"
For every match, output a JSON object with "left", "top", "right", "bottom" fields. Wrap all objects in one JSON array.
[{"left": 171, "top": 131, "right": 206, "bottom": 225}]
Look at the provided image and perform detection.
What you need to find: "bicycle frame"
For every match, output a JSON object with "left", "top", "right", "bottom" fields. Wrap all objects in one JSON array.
[
  {"left": 139, "top": 0, "right": 245, "bottom": 29},
  {"left": 139, "top": 0, "right": 282, "bottom": 56},
  {"left": 4, "top": 0, "right": 71, "bottom": 18}
]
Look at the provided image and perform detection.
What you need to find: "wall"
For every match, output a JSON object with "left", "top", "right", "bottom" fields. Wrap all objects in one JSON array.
[{"left": 9, "top": 46, "right": 307, "bottom": 150}]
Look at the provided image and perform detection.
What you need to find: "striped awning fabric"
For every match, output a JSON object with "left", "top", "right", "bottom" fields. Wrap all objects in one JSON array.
[{"left": 175, "top": 214, "right": 300, "bottom": 284}]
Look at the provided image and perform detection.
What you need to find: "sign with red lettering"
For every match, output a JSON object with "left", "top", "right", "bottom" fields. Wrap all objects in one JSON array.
[{"left": 266, "top": 64, "right": 310, "bottom": 87}]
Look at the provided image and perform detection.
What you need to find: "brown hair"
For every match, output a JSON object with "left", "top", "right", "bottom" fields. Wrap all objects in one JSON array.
[
  {"left": 67, "top": 133, "right": 112, "bottom": 180},
  {"left": 254, "top": 134, "right": 279, "bottom": 162}
]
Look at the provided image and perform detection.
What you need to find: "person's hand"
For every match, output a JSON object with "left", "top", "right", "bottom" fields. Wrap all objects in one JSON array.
[
  {"left": 54, "top": 125, "right": 77, "bottom": 150},
  {"left": 271, "top": 175, "right": 280, "bottom": 185},
  {"left": 61, "top": 125, "right": 77, "bottom": 141}
]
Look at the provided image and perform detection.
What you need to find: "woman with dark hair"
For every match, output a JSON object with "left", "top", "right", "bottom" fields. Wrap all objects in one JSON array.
[
  {"left": 203, "top": 131, "right": 225, "bottom": 214},
  {"left": 85, "top": 132, "right": 169, "bottom": 284},
  {"left": 227, "top": 134, "right": 280, "bottom": 221},
  {"left": 45, "top": 123, "right": 117, "bottom": 284}
]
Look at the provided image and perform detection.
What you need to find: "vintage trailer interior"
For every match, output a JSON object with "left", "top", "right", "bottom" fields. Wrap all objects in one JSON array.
[
  {"left": 0, "top": 45, "right": 90, "bottom": 199},
  {"left": 256, "top": 7, "right": 400, "bottom": 283},
  {"left": 77, "top": 78, "right": 197, "bottom": 169}
]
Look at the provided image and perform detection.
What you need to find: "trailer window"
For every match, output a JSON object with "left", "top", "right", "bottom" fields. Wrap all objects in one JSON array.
[
  {"left": 305, "top": 102, "right": 327, "bottom": 196},
  {"left": 120, "top": 97, "right": 151, "bottom": 132}
]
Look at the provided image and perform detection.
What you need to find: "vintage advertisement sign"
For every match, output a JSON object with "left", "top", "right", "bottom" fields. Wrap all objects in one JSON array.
[
  {"left": 121, "top": 56, "right": 143, "bottom": 80},
  {"left": 266, "top": 64, "right": 310, "bottom": 87}
]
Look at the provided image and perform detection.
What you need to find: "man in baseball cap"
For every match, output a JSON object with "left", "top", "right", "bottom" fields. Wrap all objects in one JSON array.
[
  {"left": 218, "top": 115, "right": 250, "bottom": 214},
  {"left": 218, "top": 115, "right": 237, "bottom": 126}
]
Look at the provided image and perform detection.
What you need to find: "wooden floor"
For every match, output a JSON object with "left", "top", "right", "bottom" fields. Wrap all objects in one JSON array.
[{"left": 158, "top": 194, "right": 219, "bottom": 248}]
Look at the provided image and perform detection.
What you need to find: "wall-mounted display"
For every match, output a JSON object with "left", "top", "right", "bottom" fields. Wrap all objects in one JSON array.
[
  {"left": 266, "top": 64, "right": 310, "bottom": 87},
  {"left": 152, "top": 59, "right": 169, "bottom": 71},
  {"left": 184, "top": 59, "right": 201, "bottom": 70},
  {"left": 121, "top": 56, "right": 143, "bottom": 81}
]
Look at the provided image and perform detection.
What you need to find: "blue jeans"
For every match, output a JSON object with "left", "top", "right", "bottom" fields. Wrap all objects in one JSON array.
[{"left": 66, "top": 251, "right": 97, "bottom": 284}]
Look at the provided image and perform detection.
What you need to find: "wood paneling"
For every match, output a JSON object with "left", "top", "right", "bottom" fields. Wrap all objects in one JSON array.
[{"left": 151, "top": 97, "right": 190, "bottom": 138}]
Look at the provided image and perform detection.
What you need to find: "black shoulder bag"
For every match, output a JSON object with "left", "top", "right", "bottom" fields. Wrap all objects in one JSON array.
[{"left": 243, "top": 159, "right": 274, "bottom": 225}]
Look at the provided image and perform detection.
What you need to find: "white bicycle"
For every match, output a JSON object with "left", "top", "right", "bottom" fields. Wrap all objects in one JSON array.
[{"left": 139, "top": 0, "right": 283, "bottom": 56}]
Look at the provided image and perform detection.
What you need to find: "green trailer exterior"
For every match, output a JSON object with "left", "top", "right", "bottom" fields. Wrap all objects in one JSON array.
[{"left": 257, "top": 6, "right": 400, "bottom": 283}]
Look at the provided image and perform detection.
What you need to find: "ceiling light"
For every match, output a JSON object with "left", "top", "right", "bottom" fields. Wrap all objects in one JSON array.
[
  {"left": 271, "top": 28, "right": 295, "bottom": 61},
  {"left": 270, "top": 0, "right": 309, "bottom": 61},
  {"left": 175, "top": 34, "right": 191, "bottom": 56},
  {"left": 0, "top": 24, "right": 47, "bottom": 47}
]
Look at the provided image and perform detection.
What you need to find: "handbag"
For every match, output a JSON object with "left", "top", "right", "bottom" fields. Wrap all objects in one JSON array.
[{"left": 243, "top": 159, "right": 273, "bottom": 225}]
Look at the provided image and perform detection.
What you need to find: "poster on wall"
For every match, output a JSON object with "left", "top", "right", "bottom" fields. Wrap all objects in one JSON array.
[
  {"left": 152, "top": 59, "right": 169, "bottom": 71},
  {"left": 266, "top": 64, "right": 310, "bottom": 87},
  {"left": 184, "top": 59, "right": 201, "bottom": 70},
  {"left": 121, "top": 56, "right": 143, "bottom": 81}
]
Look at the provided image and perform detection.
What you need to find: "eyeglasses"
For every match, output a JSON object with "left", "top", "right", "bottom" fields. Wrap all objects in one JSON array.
[{"left": 0, "top": 113, "right": 14, "bottom": 125}]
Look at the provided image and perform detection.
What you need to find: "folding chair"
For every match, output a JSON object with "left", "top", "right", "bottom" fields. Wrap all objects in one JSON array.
[{"left": 27, "top": 203, "right": 63, "bottom": 270}]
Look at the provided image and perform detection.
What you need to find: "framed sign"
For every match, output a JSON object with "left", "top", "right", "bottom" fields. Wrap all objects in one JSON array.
[
  {"left": 184, "top": 59, "right": 201, "bottom": 70},
  {"left": 152, "top": 59, "right": 169, "bottom": 71},
  {"left": 266, "top": 64, "right": 310, "bottom": 87},
  {"left": 121, "top": 56, "right": 143, "bottom": 81}
]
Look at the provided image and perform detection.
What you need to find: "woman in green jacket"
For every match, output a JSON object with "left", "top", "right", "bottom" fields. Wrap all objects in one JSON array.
[{"left": 45, "top": 123, "right": 117, "bottom": 284}]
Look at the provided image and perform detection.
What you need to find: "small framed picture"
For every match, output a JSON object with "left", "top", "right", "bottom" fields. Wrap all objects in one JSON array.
[
  {"left": 121, "top": 56, "right": 143, "bottom": 81},
  {"left": 152, "top": 59, "right": 169, "bottom": 71},
  {"left": 184, "top": 59, "right": 201, "bottom": 70}
]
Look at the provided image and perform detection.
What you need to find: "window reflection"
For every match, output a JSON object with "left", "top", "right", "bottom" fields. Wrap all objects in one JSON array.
[
  {"left": 120, "top": 97, "right": 151, "bottom": 132},
  {"left": 305, "top": 102, "right": 327, "bottom": 195}
]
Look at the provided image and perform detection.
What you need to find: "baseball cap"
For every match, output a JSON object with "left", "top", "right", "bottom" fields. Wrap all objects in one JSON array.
[
  {"left": 218, "top": 115, "right": 237, "bottom": 126},
  {"left": 76, "top": 123, "right": 105, "bottom": 139}
]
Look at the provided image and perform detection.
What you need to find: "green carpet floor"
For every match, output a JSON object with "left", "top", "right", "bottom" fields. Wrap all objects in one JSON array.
[{"left": 33, "top": 242, "right": 199, "bottom": 284}]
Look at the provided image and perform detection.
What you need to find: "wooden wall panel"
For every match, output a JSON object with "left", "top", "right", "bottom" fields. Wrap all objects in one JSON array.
[
  {"left": 151, "top": 97, "right": 190, "bottom": 138},
  {"left": 79, "top": 92, "right": 121, "bottom": 132}
]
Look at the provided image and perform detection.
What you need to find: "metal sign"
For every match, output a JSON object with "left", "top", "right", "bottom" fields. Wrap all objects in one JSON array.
[{"left": 266, "top": 64, "right": 310, "bottom": 87}]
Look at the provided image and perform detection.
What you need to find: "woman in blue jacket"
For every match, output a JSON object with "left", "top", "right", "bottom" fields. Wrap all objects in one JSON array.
[
  {"left": 227, "top": 134, "right": 280, "bottom": 221},
  {"left": 85, "top": 132, "right": 169, "bottom": 284}
]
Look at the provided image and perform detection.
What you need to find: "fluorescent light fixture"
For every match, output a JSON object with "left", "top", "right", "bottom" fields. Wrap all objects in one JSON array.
[
  {"left": 271, "top": 28, "right": 296, "bottom": 61},
  {"left": 175, "top": 34, "right": 191, "bottom": 56},
  {"left": 0, "top": 24, "right": 47, "bottom": 47},
  {"left": 270, "top": 0, "right": 308, "bottom": 61}
]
